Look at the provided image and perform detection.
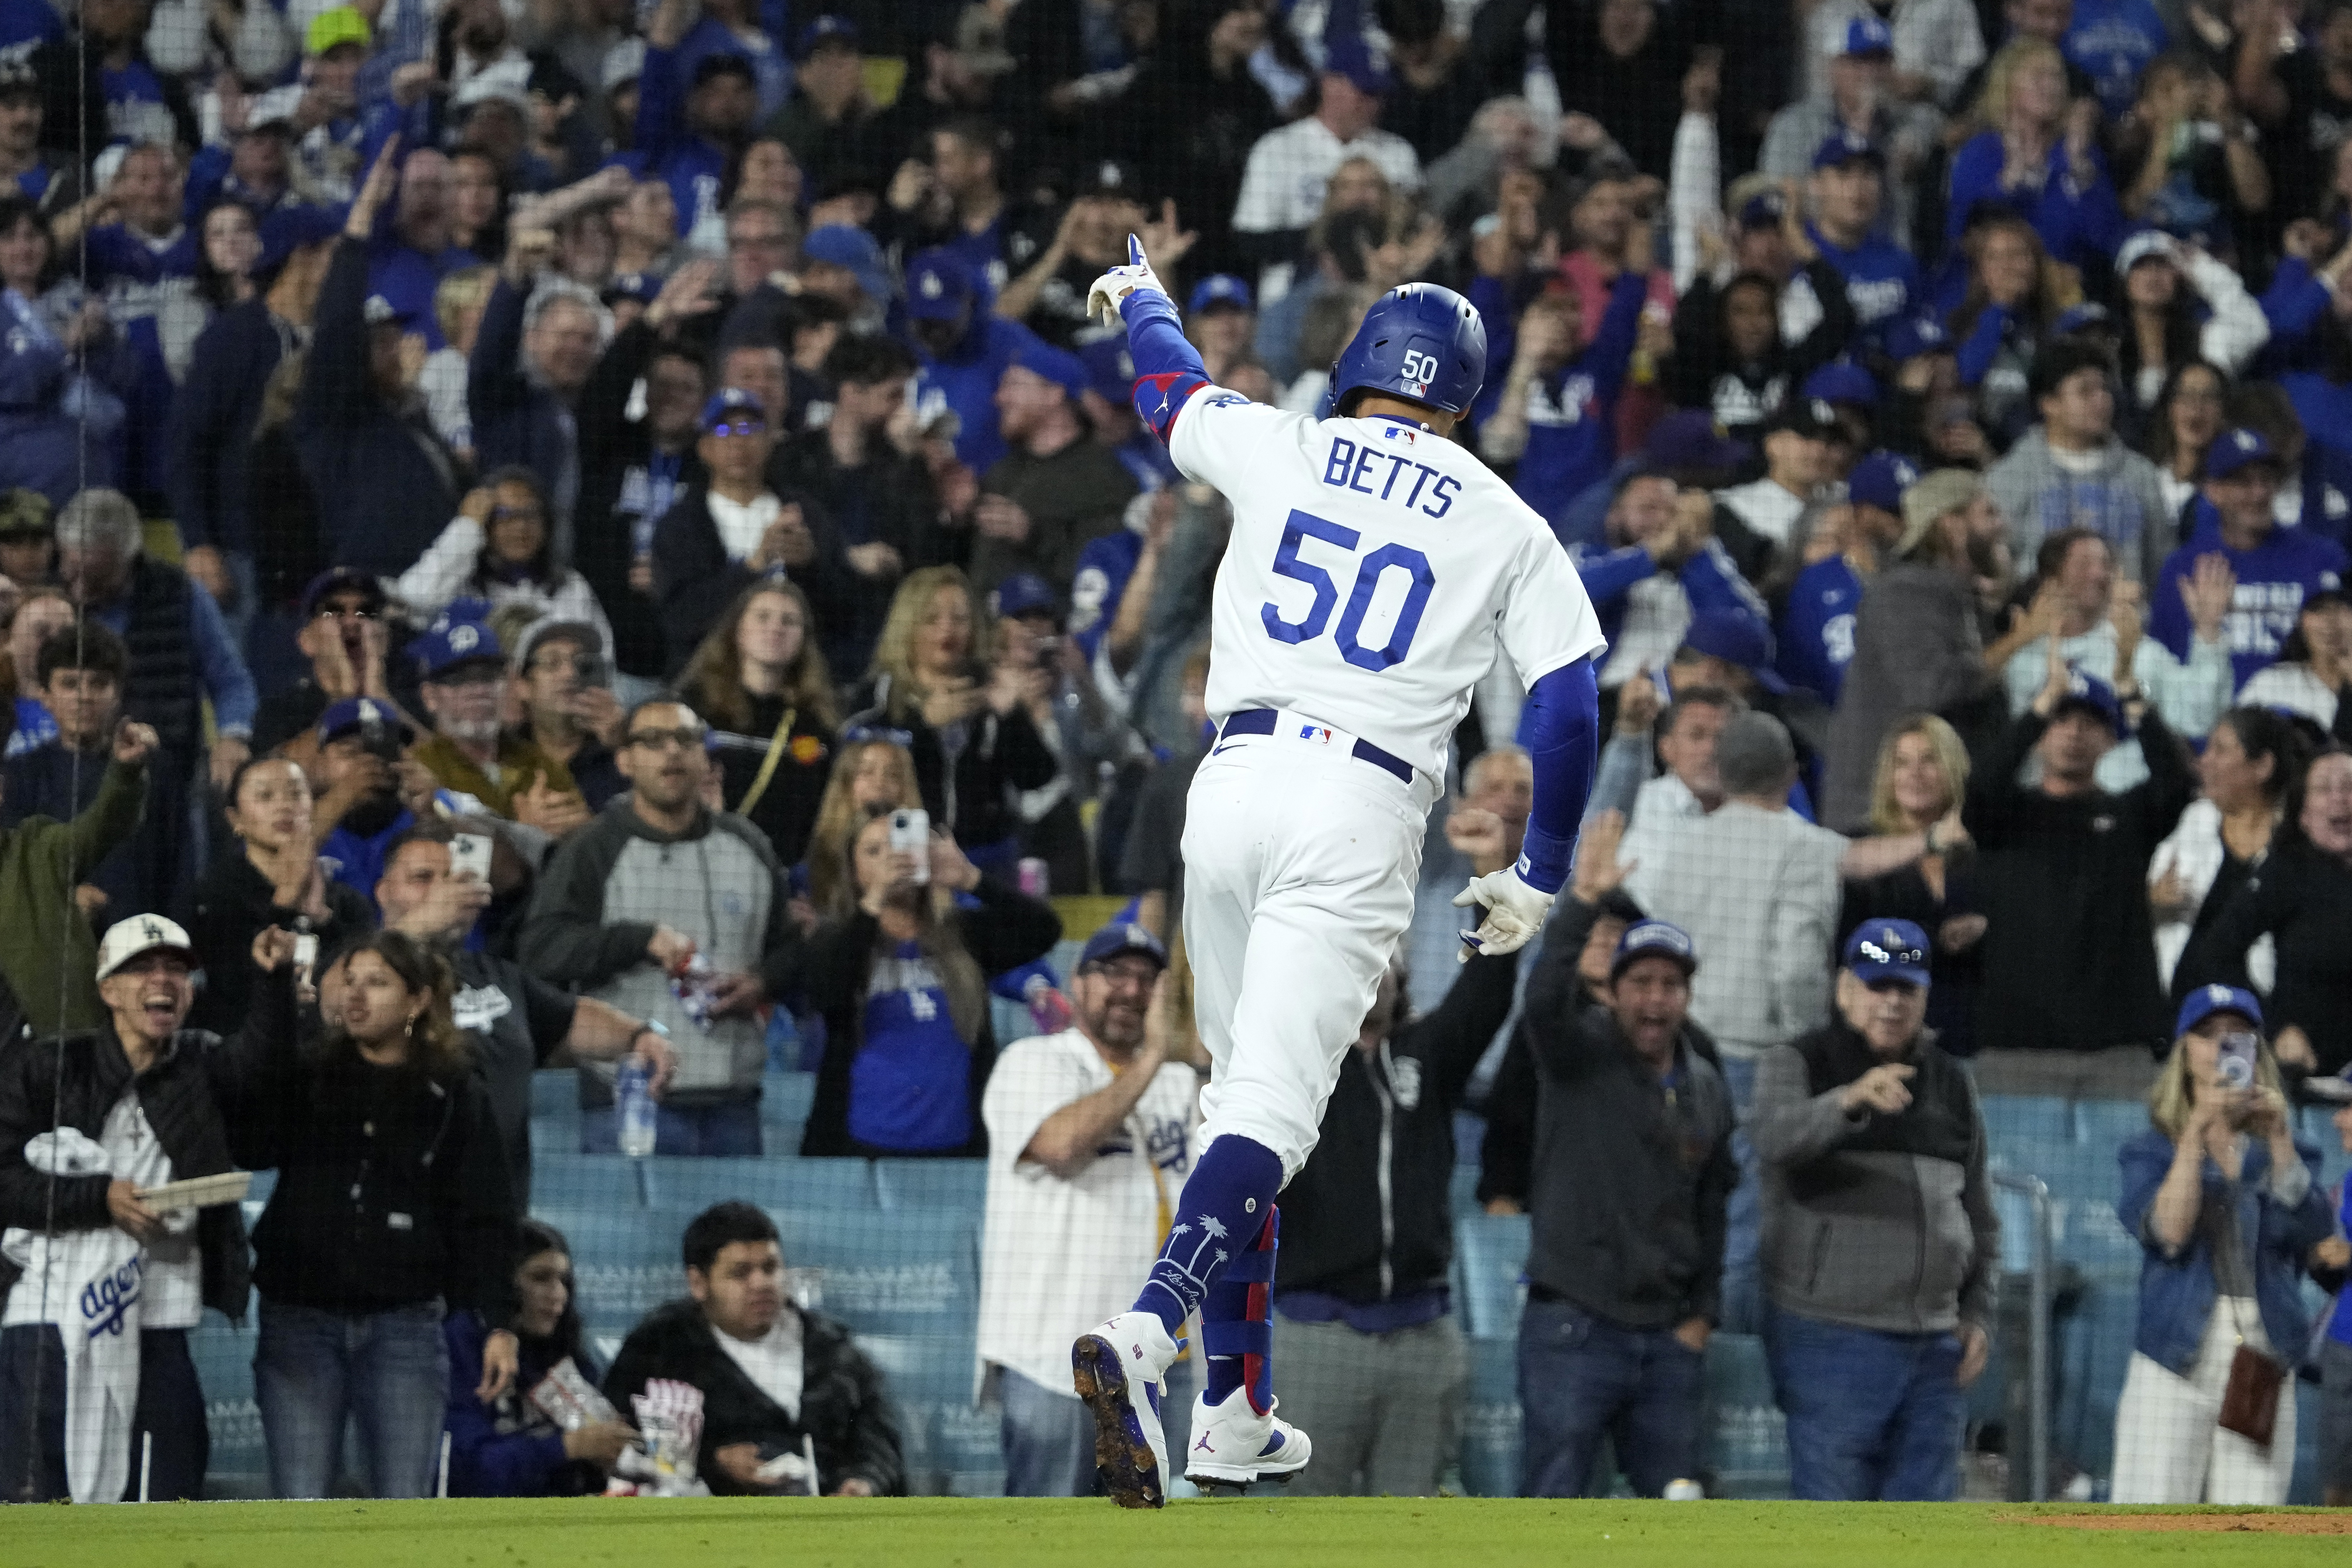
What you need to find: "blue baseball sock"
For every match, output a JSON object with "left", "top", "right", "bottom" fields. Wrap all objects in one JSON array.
[
  {"left": 1200, "top": 1207, "right": 1277, "bottom": 1410},
  {"left": 1133, "top": 1134, "right": 1284, "bottom": 1341}
]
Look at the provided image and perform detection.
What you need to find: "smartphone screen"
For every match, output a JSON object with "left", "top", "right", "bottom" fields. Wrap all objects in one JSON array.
[{"left": 451, "top": 833, "right": 493, "bottom": 883}]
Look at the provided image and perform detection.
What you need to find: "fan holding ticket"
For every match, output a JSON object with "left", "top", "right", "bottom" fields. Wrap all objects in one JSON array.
[{"left": 0, "top": 912, "right": 302, "bottom": 1503}]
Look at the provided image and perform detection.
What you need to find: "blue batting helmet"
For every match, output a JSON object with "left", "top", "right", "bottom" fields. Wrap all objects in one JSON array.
[{"left": 1321, "top": 282, "right": 1487, "bottom": 419}]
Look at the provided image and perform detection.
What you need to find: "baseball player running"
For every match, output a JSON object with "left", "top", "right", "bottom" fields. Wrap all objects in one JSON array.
[{"left": 1070, "top": 238, "right": 1608, "bottom": 1508}]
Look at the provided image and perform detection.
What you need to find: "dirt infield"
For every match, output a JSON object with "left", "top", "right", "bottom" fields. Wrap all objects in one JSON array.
[{"left": 2015, "top": 1511, "right": 2352, "bottom": 1534}]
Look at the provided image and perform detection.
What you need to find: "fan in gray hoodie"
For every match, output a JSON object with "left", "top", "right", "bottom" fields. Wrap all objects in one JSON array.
[{"left": 1983, "top": 340, "right": 2174, "bottom": 588}]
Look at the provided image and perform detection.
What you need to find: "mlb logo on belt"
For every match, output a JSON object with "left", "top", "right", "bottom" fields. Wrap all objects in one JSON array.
[{"left": 1298, "top": 725, "right": 1333, "bottom": 744}]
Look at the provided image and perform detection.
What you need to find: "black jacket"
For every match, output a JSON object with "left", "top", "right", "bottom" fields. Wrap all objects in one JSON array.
[
  {"left": 169, "top": 296, "right": 296, "bottom": 556},
  {"left": 244, "top": 1026, "right": 516, "bottom": 1315},
  {"left": 840, "top": 672, "right": 1058, "bottom": 854},
  {"left": 603, "top": 1299, "right": 904, "bottom": 1496},
  {"left": 649, "top": 484, "right": 849, "bottom": 676},
  {"left": 0, "top": 967, "right": 297, "bottom": 1324},
  {"left": 1964, "top": 706, "right": 2195, "bottom": 1054},
  {"left": 770, "top": 436, "right": 950, "bottom": 677},
  {"left": 2181, "top": 840, "right": 2352, "bottom": 1077},
  {"left": 573, "top": 318, "right": 700, "bottom": 680},
  {"left": 1276, "top": 950, "right": 1520, "bottom": 1305},
  {"left": 295, "top": 239, "right": 462, "bottom": 575},
  {"left": 798, "top": 880, "right": 1062, "bottom": 1158},
  {"left": 1521, "top": 894, "right": 1738, "bottom": 1329},
  {"left": 184, "top": 851, "right": 376, "bottom": 1036}
]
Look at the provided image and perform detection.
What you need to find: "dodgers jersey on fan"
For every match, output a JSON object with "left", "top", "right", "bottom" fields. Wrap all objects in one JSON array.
[{"left": 1166, "top": 389, "right": 1606, "bottom": 780}]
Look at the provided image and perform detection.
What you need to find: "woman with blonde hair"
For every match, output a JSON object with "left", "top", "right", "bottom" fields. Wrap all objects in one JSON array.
[
  {"left": 1948, "top": 37, "right": 2126, "bottom": 272},
  {"left": 803, "top": 730, "right": 922, "bottom": 916},
  {"left": 798, "top": 813, "right": 1060, "bottom": 1156},
  {"left": 1838, "top": 714, "right": 1986, "bottom": 1053},
  {"left": 843, "top": 565, "right": 1054, "bottom": 868},
  {"left": 2110, "top": 988, "right": 2330, "bottom": 1503},
  {"left": 674, "top": 575, "right": 839, "bottom": 864}
]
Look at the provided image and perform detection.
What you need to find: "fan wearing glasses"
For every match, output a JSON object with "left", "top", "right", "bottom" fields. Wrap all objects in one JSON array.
[{"left": 1751, "top": 918, "right": 1997, "bottom": 1502}]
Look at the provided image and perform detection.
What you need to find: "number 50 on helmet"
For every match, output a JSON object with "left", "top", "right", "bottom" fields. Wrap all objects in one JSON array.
[{"left": 1320, "top": 282, "right": 1488, "bottom": 420}]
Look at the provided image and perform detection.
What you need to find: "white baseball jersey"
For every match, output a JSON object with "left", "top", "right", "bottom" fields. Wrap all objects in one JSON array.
[{"left": 1168, "top": 391, "right": 1606, "bottom": 779}]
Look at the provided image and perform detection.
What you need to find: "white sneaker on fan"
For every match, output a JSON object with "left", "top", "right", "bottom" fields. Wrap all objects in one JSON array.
[{"left": 1183, "top": 1383, "right": 1312, "bottom": 1487}]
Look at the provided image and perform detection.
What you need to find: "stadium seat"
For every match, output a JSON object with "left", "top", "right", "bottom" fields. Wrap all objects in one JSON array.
[
  {"left": 1452, "top": 1212, "right": 1531, "bottom": 1339},
  {"left": 532, "top": 1152, "right": 646, "bottom": 1209},
  {"left": 189, "top": 1296, "right": 266, "bottom": 1498},
  {"left": 639, "top": 1154, "right": 877, "bottom": 1212},
  {"left": 530, "top": 1067, "right": 579, "bottom": 1123},
  {"left": 872, "top": 1158, "right": 988, "bottom": 1212},
  {"left": 1455, "top": 1334, "right": 1521, "bottom": 1497},
  {"left": 772, "top": 1203, "right": 979, "bottom": 1341},
  {"left": 1703, "top": 1332, "right": 1789, "bottom": 1499},
  {"left": 1978, "top": 1094, "right": 2073, "bottom": 1151},
  {"left": 763, "top": 1070, "right": 818, "bottom": 1124},
  {"left": 535, "top": 1203, "right": 686, "bottom": 1360}
]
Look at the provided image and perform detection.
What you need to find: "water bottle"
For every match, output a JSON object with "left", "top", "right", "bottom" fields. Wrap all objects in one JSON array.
[{"left": 616, "top": 1057, "right": 657, "bottom": 1157}]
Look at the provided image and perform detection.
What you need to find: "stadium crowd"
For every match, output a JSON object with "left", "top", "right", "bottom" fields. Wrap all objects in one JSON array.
[{"left": 0, "top": 0, "right": 2348, "bottom": 1513}]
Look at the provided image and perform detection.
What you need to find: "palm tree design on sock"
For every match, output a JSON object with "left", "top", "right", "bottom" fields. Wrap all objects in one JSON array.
[{"left": 1143, "top": 1214, "right": 1232, "bottom": 1318}]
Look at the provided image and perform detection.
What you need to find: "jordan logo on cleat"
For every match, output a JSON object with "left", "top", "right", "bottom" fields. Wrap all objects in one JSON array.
[{"left": 1195, "top": 1433, "right": 1215, "bottom": 1453}]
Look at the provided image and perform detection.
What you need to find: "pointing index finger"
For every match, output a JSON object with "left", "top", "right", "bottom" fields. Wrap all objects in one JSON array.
[{"left": 1129, "top": 233, "right": 1145, "bottom": 268}]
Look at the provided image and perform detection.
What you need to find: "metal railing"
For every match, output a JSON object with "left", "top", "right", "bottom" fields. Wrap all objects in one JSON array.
[{"left": 1992, "top": 1170, "right": 2054, "bottom": 1502}]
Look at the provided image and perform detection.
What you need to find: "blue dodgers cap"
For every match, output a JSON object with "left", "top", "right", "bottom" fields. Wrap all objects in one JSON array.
[
  {"left": 1813, "top": 128, "right": 1885, "bottom": 171},
  {"left": 362, "top": 292, "right": 417, "bottom": 327},
  {"left": 316, "top": 695, "right": 414, "bottom": 746},
  {"left": 1010, "top": 338, "right": 1091, "bottom": 400},
  {"left": 2206, "top": 425, "right": 2284, "bottom": 481},
  {"left": 1187, "top": 273, "right": 1254, "bottom": 315},
  {"left": 1840, "top": 13, "right": 1894, "bottom": 55},
  {"left": 1735, "top": 188, "right": 1788, "bottom": 231},
  {"left": 795, "top": 13, "right": 858, "bottom": 56},
  {"left": 2177, "top": 982, "right": 2263, "bottom": 1037},
  {"left": 905, "top": 248, "right": 973, "bottom": 320},
  {"left": 700, "top": 387, "right": 769, "bottom": 434},
  {"left": 1846, "top": 450, "right": 1920, "bottom": 515},
  {"left": 1323, "top": 24, "right": 1393, "bottom": 97},
  {"left": 299, "top": 565, "right": 385, "bottom": 618},
  {"left": 1844, "top": 918, "right": 1931, "bottom": 988},
  {"left": 803, "top": 223, "right": 891, "bottom": 306},
  {"left": 2052, "top": 664, "right": 2128, "bottom": 737},
  {"left": 1885, "top": 314, "right": 1950, "bottom": 361},
  {"left": 992, "top": 571, "right": 1058, "bottom": 620},
  {"left": 1804, "top": 360, "right": 1878, "bottom": 407},
  {"left": 1611, "top": 919, "right": 1697, "bottom": 980},
  {"left": 414, "top": 617, "right": 504, "bottom": 680},
  {"left": 2052, "top": 301, "right": 2112, "bottom": 337},
  {"left": 601, "top": 269, "right": 662, "bottom": 306},
  {"left": 1682, "top": 608, "right": 1774, "bottom": 672},
  {"left": 1079, "top": 921, "right": 1168, "bottom": 971},
  {"left": 1641, "top": 408, "right": 1752, "bottom": 474},
  {"left": 1077, "top": 333, "right": 1137, "bottom": 404}
]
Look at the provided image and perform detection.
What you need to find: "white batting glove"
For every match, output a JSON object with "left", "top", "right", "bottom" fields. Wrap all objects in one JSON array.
[
  {"left": 1452, "top": 866, "right": 1555, "bottom": 960},
  {"left": 1087, "top": 233, "right": 1168, "bottom": 325}
]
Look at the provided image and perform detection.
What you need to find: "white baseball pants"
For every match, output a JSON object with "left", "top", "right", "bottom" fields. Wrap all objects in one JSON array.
[{"left": 1179, "top": 713, "right": 1438, "bottom": 1181}]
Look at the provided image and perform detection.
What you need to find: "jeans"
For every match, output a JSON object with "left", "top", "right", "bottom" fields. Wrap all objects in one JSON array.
[
  {"left": 1717, "top": 1053, "right": 1761, "bottom": 1336},
  {"left": 254, "top": 1298, "right": 450, "bottom": 1498},
  {"left": 579, "top": 1099, "right": 762, "bottom": 1156},
  {"left": 0, "top": 1325, "right": 207, "bottom": 1502},
  {"left": 1516, "top": 1297, "right": 1705, "bottom": 1497},
  {"left": 1763, "top": 1303, "right": 1965, "bottom": 1500},
  {"left": 998, "top": 1360, "right": 1195, "bottom": 1496}
]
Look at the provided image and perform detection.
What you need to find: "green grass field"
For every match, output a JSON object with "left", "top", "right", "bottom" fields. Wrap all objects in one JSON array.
[{"left": 10, "top": 1498, "right": 2347, "bottom": 1568}]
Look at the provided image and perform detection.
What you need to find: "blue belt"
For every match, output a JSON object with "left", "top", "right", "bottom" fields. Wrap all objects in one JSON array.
[{"left": 1219, "top": 708, "right": 1412, "bottom": 785}]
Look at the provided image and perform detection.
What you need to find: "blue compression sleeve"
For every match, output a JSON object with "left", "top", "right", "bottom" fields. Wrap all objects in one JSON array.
[
  {"left": 1515, "top": 657, "right": 1602, "bottom": 895},
  {"left": 1119, "top": 288, "right": 1212, "bottom": 445}
]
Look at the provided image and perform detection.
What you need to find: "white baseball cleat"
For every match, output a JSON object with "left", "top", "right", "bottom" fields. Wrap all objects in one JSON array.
[
  {"left": 1071, "top": 1311, "right": 1181, "bottom": 1508},
  {"left": 1183, "top": 1384, "right": 1312, "bottom": 1489}
]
